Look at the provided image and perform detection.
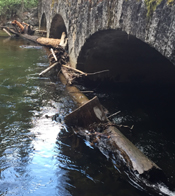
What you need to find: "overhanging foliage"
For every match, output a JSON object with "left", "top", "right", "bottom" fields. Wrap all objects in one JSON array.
[{"left": 0, "top": 0, "right": 38, "bottom": 15}]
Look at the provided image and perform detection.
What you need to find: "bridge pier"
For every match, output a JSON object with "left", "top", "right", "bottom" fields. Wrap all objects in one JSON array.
[{"left": 39, "top": 0, "right": 175, "bottom": 83}]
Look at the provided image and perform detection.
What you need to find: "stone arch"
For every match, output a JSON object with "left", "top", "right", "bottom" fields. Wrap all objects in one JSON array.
[
  {"left": 40, "top": 13, "right": 47, "bottom": 31},
  {"left": 77, "top": 29, "right": 175, "bottom": 85},
  {"left": 49, "top": 14, "right": 67, "bottom": 39}
]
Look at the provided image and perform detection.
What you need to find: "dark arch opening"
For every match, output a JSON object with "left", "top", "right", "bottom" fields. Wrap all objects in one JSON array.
[
  {"left": 76, "top": 29, "right": 175, "bottom": 191},
  {"left": 77, "top": 29, "right": 175, "bottom": 86},
  {"left": 49, "top": 14, "right": 67, "bottom": 39},
  {"left": 40, "top": 13, "right": 47, "bottom": 31}
]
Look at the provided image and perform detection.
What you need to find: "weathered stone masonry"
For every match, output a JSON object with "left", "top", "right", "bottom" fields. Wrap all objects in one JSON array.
[{"left": 38, "top": 0, "right": 175, "bottom": 68}]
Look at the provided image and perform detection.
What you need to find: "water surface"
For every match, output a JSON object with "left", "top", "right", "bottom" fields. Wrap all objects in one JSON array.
[{"left": 0, "top": 33, "right": 175, "bottom": 196}]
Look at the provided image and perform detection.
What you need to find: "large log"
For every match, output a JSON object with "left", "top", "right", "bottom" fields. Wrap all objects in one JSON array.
[
  {"left": 59, "top": 73, "right": 89, "bottom": 106},
  {"left": 64, "top": 96, "right": 164, "bottom": 180},
  {"left": 65, "top": 96, "right": 107, "bottom": 127},
  {"left": 36, "top": 37, "right": 60, "bottom": 48},
  {"left": 62, "top": 75, "right": 167, "bottom": 186},
  {"left": 3, "top": 21, "right": 65, "bottom": 49}
]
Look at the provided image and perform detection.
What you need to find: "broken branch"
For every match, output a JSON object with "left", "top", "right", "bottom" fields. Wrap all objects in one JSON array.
[
  {"left": 108, "top": 111, "right": 121, "bottom": 119},
  {"left": 39, "top": 62, "right": 60, "bottom": 77},
  {"left": 62, "top": 64, "right": 87, "bottom": 76},
  {"left": 3, "top": 28, "right": 11, "bottom": 37},
  {"left": 50, "top": 48, "right": 58, "bottom": 61},
  {"left": 87, "top": 70, "right": 109, "bottom": 75}
]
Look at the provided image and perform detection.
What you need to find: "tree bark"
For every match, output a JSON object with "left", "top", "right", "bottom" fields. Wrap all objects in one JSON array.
[{"left": 63, "top": 83, "right": 167, "bottom": 184}]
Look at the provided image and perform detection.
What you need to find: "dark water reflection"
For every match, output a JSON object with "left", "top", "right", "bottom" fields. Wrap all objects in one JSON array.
[
  {"left": 0, "top": 34, "right": 146, "bottom": 196},
  {"left": 83, "top": 83, "right": 175, "bottom": 195},
  {"left": 0, "top": 33, "right": 174, "bottom": 196}
]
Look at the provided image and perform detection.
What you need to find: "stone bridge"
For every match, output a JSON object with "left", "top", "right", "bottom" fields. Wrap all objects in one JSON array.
[{"left": 38, "top": 0, "right": 175, "bottom": 84}]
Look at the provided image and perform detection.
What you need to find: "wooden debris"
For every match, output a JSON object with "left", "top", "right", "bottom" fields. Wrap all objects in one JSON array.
[
  {"left": 62, "top": 64, "right": 87, "bottom": 76},
  {"left": 59, "top": 73, "right": 89, "bottom": 106},
  {"left": 1, "top": 20, "right": 65, "bottom": 49},
  {"left": 39, "top": 62, "right": 60, "bottom": 77},
  {"left": 69, "top": 91, "right": 94, "bottom": 93},
  {"left": 35, "top": 29, "right": 47, "bottom": 33},
  {"left": 12, "top": 20, "right": 35, "bottom": 35},
  {"left": 65, "top": 96, "right": 107, "bottom": 127},
  {"left": 50, "top": 48, "right": 58, "bottom": 61},
  {"left": 61, "top": 66, "right": 72, "bottom": 84},
  {"left": 2, "top": 28, "right": 11, "bottom": 37},
  {"left": 64, "top": 97, "right": 166, "bottom": 184},
  {"left": 36, "top": 37, "right": 61, "bottom": 48},
  {"left": 59, "top": 32, "right": 68, "bottom": 49},
  {"left": 108, "top": 111, "right": 121, "bottom": 119},
  {"left": 12, "top": 20, "right": 24, "bottom": 33},
  {"left": 63, "top": 82, "right": 167, "bottom": 186},
  {"left": 3, "top": 19, "right": 168, "bottom": 192},
  {"left": 87, "top": 70, "right": 109, "bottom": 75}
]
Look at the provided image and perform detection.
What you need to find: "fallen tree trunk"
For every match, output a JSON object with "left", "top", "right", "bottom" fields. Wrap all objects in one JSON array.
[
  {"left": 36, "top": 37, "right": 60, "bottom": 48},
  {"left": 2, "top": 25, "right": 64, "bottom": 49},
  {"left": 62, "top": 78, "right": 167, "bottom": 185}
]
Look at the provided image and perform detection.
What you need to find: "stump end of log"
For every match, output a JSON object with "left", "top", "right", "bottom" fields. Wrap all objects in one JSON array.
[{"left": 65, "top": 96, "right": 107, "bottom": 127}]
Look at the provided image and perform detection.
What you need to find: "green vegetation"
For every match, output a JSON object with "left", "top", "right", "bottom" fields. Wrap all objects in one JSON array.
[
  {"left": 167, "top": 0, "right": 175, "bottom": 4},
  {"left": 145, "top": 0, "right": 175, "bottom": 18},
  {"left": 144, "top": 0, "right": 163, "bottom": 17},
  {"left": 0, "top": 0, "right": 38, "bottom": 23}
]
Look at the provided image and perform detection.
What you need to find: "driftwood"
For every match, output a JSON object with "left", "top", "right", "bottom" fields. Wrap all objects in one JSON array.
[
  {"left": 87, "top": 70, "right": 109, "bottom": 75},
  {"left": 39, "top": 62, "right": 60, "bottom": 77},
  {"left": 12, "top": 20, "right": 24, "bottom": 33},
  {"left": 2, "top": 20, "right": 67, "bottom": 49},
  {"left": 61, "top": 66, "right": 72, "bottom": 84},
  {"left": 65, "top": 96, "right": 107, "bottom": 127},
  {"left": 108, "top": 111, "right": 121, "bottom": 119},
  {"left": 36, "top": 37, "right": 60, "bottom": 48},
  {"left": 3, "top": 19, "right": 170, "bottom": 194},
  {"left": 35, "top": 29, "right": 47, "bottom": 33},
  {"left": 62, "top": 64, "right": 87, "bottom": 76},
  {"left": 59, "top": 73, "right": 89, "bottom": 106},
  {"left": 2, "top": 21, "right": 107, "bottom": 83},
  {"left": 50, "top": 48, "right": 58, "bottom": 61},
  {"left": 12, "top": 20, "right": 35, "bottom": 35},
  {"left": 2, "top": 28, "right": 11, "bottom": 36},
  {"left": 63, "top": 85, "right": 167, "bottom": 186}
]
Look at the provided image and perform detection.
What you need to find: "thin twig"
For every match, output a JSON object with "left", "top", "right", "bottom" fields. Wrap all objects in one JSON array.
[
  {"left": 87, "top": 70, "right": 109, "bottom": 75},
  {"left": 35, "top": 29, "right": 47, "bottom": 33},
  {"left": 108, "top": 111, "right": 121, "bottom": 119},
  {"left": 69, "top": 91, "right": 94, "bottom": 93},
  {"left": 39, "top": 62, "right": 59, "bottom": 77},
  {"left": 117, "top": 124, "right": 134, "bottom": 130},
  {"left": 62, "top": 64, "right": 87, "bottom": 76},
  {"left": 50, "top": 48, "right": 57, "bottom": 61}
]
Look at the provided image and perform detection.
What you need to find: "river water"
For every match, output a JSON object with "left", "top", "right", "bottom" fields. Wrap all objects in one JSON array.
[{"left": 0, "top": 32, "right": 175, "bottom": 196}]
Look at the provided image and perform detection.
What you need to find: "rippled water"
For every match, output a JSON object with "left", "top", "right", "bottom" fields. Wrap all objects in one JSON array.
[{"left": 0, "top": 33, "right": 175, "bottom": 196}]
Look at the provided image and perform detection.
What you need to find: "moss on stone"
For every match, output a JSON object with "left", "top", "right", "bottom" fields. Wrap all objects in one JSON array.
[
  {"left": 167, "top": 0, "right": 175, "bottom": 5},
  {"left": 145, "top": 0, "right": 163, "bottom": 17},
  {"left": 145, "top": 0, "right": 175, "bottom": 18},
  {"left": 51, "top": 0, "right": 55, "bottom": 9}
]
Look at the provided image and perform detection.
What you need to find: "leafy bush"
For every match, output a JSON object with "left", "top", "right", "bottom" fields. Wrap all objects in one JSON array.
[{"left": 0, "top": 0, "right": 38, "bottom": 19}]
